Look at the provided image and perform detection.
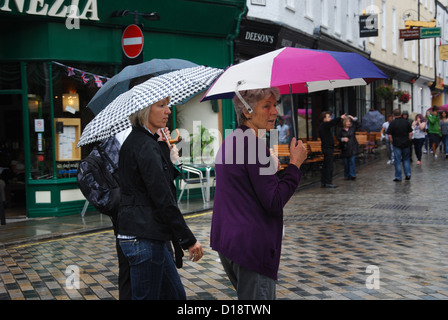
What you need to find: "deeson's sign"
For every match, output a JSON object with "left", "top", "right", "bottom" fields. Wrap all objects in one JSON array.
[{"left": 0, "top": 0, "right": 99, "bottom": 21}]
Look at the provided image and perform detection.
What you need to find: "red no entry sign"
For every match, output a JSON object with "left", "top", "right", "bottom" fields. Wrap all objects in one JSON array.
[{"left": 122, "top": 24, "right": 144, "bottom": 59}]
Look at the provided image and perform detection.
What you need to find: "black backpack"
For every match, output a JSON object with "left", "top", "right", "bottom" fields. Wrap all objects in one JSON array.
[{"left": 77, "top": 137, "right": 121, "bottom": 219}]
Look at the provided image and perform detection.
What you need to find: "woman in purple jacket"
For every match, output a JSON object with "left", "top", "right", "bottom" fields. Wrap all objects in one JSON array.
[{"left": 210, "top": 88, "right": 308, "bottom": 299}]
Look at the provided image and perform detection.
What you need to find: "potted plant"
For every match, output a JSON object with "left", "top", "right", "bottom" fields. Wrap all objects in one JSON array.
[
  {"left": 375, "top": 84, "right": 395, "bottom": 101},
  {"left": 394, "top": 89, "right": 411, "bottom": 104}
]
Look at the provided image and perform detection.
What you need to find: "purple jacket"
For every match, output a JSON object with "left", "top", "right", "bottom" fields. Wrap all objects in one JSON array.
[{"left": 210, "top": 126, "right": 302, "bottom": 280}]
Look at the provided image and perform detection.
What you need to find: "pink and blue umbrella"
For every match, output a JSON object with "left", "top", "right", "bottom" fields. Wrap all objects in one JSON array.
[
  {"left": 202, "top": 47, "right": 387, "bottom": 137},
  {"left": 202, "top": 47, "right": 387, "bottom": 101}
]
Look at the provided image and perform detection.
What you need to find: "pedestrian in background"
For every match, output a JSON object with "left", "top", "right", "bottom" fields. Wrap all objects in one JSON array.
[
  {"left": 412, "top": 114, "right": 426, "bottom": 165},
  {"left": 387, "top": 109, "right": 413, "bottom": 181},
  {"left": 440, "top": 110, "right": 448, "bottom": 158},
  {"left": 319, "top": 112, "right": 346, "bottom": 188},
  {"left": 211, "top": 87, "right": 307, "bottom": 300},
  {"left": 426, "top": 106, "right": 442, "bottom": 159},
  {"left": 381, "top": 115, "right": 394, "bottom": 165},
  {"left": 337, "top": 115, "right": 360, "bottom": 180},
  {"left": 277, "top": 116, "right": 290, "bottom": 144},
  {"left": 117, "top": 97, "right": 203, "bottom": 300}
]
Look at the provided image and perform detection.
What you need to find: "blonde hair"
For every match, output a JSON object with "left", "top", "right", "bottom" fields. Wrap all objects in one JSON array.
[
  {"left": 343, "top": 118, "right": 352, "bottom": 127},
  {"left": 129, "top": 97, "right": 170, "bottom": 127}
]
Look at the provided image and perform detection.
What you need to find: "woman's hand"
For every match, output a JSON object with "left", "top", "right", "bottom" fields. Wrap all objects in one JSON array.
[
  {"left": 170, "top": 144, "right": 180, "bottom": 164},
  {"left": 188, "top": 241, "right": 203, "bottom": 262},
  {"left": 289, "top": 138, "right": 307, "bottom": 168},
  {"left": 157, "top": 127, "right": 171, "bottom": 144}
]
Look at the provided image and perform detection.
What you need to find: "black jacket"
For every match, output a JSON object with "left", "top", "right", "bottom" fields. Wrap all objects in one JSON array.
[
  {"left": 117, "top": 126, "right": 196, "bottom": 254},
  {"left": 337, "top": 120, "right": 361, "bottom": 158},
  {"left": 319, "top": 116, "right": 341, "bottom": 149}
]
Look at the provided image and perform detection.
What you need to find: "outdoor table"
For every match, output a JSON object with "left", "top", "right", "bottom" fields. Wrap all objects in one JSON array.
[{"left": 188, "top": 163, "right": 215, "bottom": 202}]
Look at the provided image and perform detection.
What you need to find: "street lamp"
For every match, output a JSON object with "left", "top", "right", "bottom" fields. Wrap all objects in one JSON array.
[{"left": 111, "top": 10, "right": 160, "bottom": 24}]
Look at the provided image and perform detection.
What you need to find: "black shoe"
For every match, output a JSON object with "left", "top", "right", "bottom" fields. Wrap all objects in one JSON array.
[
  {"left": 322, "top": 184, "right": 338, "bottom": 188},
  {"left": 405, "top": 176, "right": 411, "bottom": 180},
  {"left": 350, "top": 176, "right": 356, "bottom": 180},
  {"left": 393, "top": 178, "right": 401, "bottom": 182}
]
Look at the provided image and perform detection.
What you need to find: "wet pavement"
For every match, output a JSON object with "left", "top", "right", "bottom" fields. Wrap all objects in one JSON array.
[{"left": 1, "top": 147, "right": 448, "bottom": 300}]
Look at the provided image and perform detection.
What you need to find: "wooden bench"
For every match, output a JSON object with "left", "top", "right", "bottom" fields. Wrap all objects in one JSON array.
[
  {"left": 355, "top": 133, "right": 369, "bottom": 155},
  {"left": 272, "top": 144, "right": 290, "bottom": 169}
]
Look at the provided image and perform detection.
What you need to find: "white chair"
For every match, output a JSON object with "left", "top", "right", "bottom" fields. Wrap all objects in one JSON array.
[{"left": 177, "top": 165, "right": 207, "bottom": 204}]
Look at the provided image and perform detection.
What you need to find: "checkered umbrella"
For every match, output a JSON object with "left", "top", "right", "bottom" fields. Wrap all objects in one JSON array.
[{"left": 77, "top": 66, "right": 223, "bottom": 147}]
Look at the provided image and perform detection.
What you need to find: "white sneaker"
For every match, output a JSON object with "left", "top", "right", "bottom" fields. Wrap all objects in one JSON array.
[{"left": 387, "top": 160, "right": 392, "bottom": 165}]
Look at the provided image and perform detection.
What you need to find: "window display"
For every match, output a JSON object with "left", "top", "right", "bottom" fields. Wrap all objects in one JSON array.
[{"left": 27, "top": 62, "right": 114, "bottom": 179}]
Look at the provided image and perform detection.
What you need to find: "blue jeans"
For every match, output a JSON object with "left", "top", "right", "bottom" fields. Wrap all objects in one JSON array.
[
  {"left": 119, "top": 238, "right": 186, "bottom": 300},
  {"left": 393, "top": 146, "right": 411, "bottom": 180},
  {"left": 442, "top": 135, "right": 448, "bottom": 155},
  {"left": 343, "top": 155, "right": 356, "bottom": 178}
]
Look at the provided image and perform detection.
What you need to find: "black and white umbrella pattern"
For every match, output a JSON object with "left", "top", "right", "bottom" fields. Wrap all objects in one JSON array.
[{"left": 77, "top": 66, "right": 223, "bottom": 147}]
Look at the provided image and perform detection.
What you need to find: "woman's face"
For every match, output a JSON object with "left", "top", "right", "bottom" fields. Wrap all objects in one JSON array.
[
  {"left": 146, "top": 98, "right": 171, "bottom": 133},
  {"left": 244, "top": 94, "right": 279, "bottom": 132}
]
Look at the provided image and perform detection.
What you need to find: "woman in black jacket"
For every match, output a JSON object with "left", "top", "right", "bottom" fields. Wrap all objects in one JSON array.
[
  {"left": 337, "top": 115, "right": 361, "bottom": 180},
  {"left": 117, "top": 97, "right": 203, "bottom": 300}
]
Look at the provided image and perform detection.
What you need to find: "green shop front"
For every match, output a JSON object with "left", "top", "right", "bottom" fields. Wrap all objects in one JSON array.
[{"left": 0, "top": 0, "right": 246, "bottom": 218}]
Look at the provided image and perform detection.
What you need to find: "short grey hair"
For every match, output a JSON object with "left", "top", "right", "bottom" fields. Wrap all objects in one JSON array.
[{"left": 232, "top": 88, "right": 281, "bottom": 125}]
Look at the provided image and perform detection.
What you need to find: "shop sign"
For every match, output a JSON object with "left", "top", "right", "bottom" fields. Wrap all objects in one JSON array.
[
  {"left": 244, "top": 31, "right": 275, "bottom": 45},
  {"left": 399, "top": 28, "right": 421, "bottom": 40},
  {"left": 238, "top": 23, "right": 278, "bottom": 49},
  {"left": 420, "top": 27, "right": 441, "bottom": 39},
  {"left": 0, "top": 0, "right": 99, "bottom": 21},
  {"left": 359, "top": 14, "right": 378, "bottom": 38},
  {"left": 439, "top": 44, "right": 448, "bottom": 61}
]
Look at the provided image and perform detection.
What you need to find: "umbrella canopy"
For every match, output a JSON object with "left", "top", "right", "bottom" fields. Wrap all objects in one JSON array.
[
  {"left": 77, "top": 66, "right": 223, "bottom": 147},
  {"left": 202, "top": 47, "right": 388, "bottom": 101},
  {"left": 362, "top": 110, "right": 385, "bottom": 132},
  {"left": 435, "top": 105, "right": 448, "bottom": 112},
  {"left": 87, "top": 58, "right": 198, "bottom": 115}
]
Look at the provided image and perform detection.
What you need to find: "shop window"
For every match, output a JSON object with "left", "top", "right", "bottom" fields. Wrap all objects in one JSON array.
[
  {"left": 0, "top": 63, "right": 21, "bottom": 90},
  {"left": 27, "top": 63, "right": 55, "bottom": 180},
  {"left": 27, "top": 62, "right": 114, "bottom": 180}
]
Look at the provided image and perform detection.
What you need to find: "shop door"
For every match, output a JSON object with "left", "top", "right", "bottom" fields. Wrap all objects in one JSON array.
[{"left": 0, "top": 93, "right": 26, "bottom": 218}]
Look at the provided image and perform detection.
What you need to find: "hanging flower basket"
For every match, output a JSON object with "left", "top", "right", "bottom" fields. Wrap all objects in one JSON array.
[
  {"left": 395, "top": 89, "right": 411, "bottom": 104},
  {"left": 375, "top": 84, "right": 395, "bottom": 101}
]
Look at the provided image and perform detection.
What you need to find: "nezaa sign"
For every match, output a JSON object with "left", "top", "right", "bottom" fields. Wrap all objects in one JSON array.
[{"left": 0, "top": 0, "right": 99, "bottom": 21}]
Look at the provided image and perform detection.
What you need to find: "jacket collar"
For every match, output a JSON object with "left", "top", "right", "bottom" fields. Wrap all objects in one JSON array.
[{"left": 133, "top": 125, "right": 160, "bottom": 141}]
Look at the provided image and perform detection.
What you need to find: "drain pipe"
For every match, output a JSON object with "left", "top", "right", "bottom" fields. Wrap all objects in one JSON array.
[
  {"left": 228, "top": 4, "right": 247, "bottom": 66},
  {"left": 227, "top": 4, "right": 247, "bottom": 129}
]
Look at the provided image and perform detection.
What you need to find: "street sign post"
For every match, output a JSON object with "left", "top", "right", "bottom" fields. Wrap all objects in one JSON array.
[
  {"left": 122, "top": 24, "right": 144, "bottom": 66},
  {"left": 399, "top": 27, "right": 442, "bottom": 40}
]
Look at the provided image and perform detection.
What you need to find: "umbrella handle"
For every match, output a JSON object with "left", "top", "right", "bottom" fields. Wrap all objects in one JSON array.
[
  {"left": 169, "top": 128, "right": 182, "bottom": 144},
  {"left": 235, "top": 81, "right": 253, "bottom": 113},
  {"left": 161, "top": 128, "right": 182, "bottom": 146}
]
